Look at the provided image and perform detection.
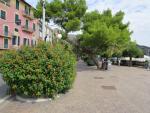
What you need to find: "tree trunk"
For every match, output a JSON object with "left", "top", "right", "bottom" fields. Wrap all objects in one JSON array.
[{"left": 91, "top": 55, "right": 101, "bottom": 70}]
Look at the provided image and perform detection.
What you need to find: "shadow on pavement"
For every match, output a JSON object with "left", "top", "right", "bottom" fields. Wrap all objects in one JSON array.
[
  {"left": 0, "top": 74, "right": 9, "bottom": 99},
  {"left": 77, "top": 60, "right": 100, "bottom": 72}
]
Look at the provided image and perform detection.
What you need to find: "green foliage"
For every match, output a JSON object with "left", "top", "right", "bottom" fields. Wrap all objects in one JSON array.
[
  {"left": 0, "top": 51, "right": 5, "bottom": 58},
  {"left": 82, "top": 56, "right": 95, "bottom": 66},
  {"left": 0, "top": 42, "right": 76, "bottom": 98},
  {"left": 80, "top": 9, "right": 131, "bottom": 58},
  {"left": 34, "top": 0, "right": 87, "bottom": 33},
  {"left": 123, "top": 41, "right": 144, "bottom": 58}
]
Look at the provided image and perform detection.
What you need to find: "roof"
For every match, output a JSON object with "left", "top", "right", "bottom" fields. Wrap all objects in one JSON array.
[{"left": 138, "top": 45, "right": 150, "bottom": 49}]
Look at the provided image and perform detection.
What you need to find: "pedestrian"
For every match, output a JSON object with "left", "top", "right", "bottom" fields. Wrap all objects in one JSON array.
[
  {"left": 108, "top": 60, "right": 112, "bottom": 70},
  {"left": 101, "top": 58, "right": 105, "bottom": 70},
  {"left": 118, "top": 59, "right": 121, "bottom": 66},
  {"left": 105, "top": 59, "right": 108, "bottom": 70},
  {"left": 147, "top": 60, "right": 150, "bottom": 71}
]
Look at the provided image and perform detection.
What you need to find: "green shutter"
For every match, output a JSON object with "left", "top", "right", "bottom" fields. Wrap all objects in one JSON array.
[
  {"left": 15, "top": 14, "right": 19, "bottom": 25},
  {"left": 18, "top": 37, "right": 20, "bottom": 46},
  {"left": 4, "top": 26, "right": 8, "bottom": 36},
  {"left": 16, "top": 0, "right": 19, "bottom": 10},
  {"left": 28, "top": 39, "right": 30, "bottom": 45},
  {"left": 4, "top": 38, "right": 8, "bottom": 48},
  {"left": 1, "top": 10, "right": 6, "bottom": 20},
  {"left": 26, "top": 20, "right": 29, "bottom": 28}
]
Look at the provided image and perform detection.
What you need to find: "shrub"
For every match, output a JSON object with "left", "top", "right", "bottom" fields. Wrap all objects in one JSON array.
[
  {"left": 0, "top": 50, "right": 5, "bottom": 58},
  {"left": 0, "top": 41, "right": 76, "bottom": 98},
  {"left": 82, "top": 56, "right": 95, "bottom": 66}
]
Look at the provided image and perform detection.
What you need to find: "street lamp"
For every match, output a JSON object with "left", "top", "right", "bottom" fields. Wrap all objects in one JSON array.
[
  {"left": 40, "top": 0, "right": 46, "bottom": 40},
  {"left": 57, "top": 33, "right": 62, "bottom": 39}
]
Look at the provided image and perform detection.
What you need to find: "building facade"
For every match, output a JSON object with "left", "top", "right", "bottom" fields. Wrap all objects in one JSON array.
[
  {"left": 0, "top": 0, "right": 38, "bottom": 50},
  {"left": 38, "top": 20, "right": 53, "bottom": 43},
  {"left": 138, "top": 45, "right": 150, "bottom": 56}
]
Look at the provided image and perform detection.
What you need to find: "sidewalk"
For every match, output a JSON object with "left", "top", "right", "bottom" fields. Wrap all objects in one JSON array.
[
  {"left": 0, "top": 73, "right": 9, "bottom": 103},
  {"left": 0, "top": 61, "right": 150, "bottom": 113}
]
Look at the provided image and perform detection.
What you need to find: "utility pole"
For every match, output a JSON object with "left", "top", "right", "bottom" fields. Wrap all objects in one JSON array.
[{"left": 41, "top": 0, "right": 46, "bottom": 40}]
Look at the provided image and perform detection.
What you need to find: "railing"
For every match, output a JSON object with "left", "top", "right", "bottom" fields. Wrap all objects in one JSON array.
[
  {"left": 0, "top": 0, "right": 10, "bottom": 6},
  {"left": 22, "top": 10, "right": 34, "bottom": 20},
  {"left": 0, "top": 31, "right": 11, "bottom": 38},
  {"left": 22, "top": 25, "right": 34, "bottom": 33}
]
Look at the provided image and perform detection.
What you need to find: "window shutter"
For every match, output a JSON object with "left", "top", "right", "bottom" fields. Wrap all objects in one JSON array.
[
  {"left": 1, "top": 10, "right": 6, "bottom": 20},
  {"left": 28, "top": 39, "right": 30, "bottom": 45},
  {"left": 16, "top": 0, "right": 19, "bottom": 10},
  {"left": 15, "top": 14, "right": 19, "bottom": 25},
  {"left": 18, "top": 37, "right": 20, "bottom": 46},
  {"left": 4, "top": 26, "right": 8, "bottom": 36}
]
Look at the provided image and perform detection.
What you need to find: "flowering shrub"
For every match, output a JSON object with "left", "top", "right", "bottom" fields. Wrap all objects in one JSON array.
[{"left": 0, "top": 42, "right": 76, "bottom": 98}]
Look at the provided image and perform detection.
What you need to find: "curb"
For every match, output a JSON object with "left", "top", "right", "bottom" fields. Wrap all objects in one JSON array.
[
  {"left": 16, "top": 95, "right": 60, "bottom": 103},
  {"left": 0, "top": 96, "right": 11, "bottom": 104}
]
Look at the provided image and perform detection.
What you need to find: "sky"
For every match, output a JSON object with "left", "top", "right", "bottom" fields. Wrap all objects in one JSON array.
[{"left": 26, "top": 0, "right": 150, "bottom": 47}]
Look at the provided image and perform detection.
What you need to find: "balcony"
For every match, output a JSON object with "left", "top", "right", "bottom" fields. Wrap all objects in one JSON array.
[
  {"left": 0, "top": 0, "right": 10, "bottom": 6},
  {"left": 22, "top": 10, "right": 34, "bottom": 20},
  {"left": 0, "top": 32, "right": 11, "bottom": 38},
  {"left": 22, "top": 25, "right": 34, "bottom": 33}
]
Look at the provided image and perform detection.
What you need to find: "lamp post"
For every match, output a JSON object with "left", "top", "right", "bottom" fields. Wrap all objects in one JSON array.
[{"left": 41, "top": 0, "right": 46, "bottom": 40}]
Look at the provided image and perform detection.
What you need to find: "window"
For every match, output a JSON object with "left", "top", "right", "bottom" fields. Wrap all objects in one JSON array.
[
  {"left": 35, "top": 41, "right": 36, "bottom": 45},
  {"left": 23, "top": 38, "right": 27, "bottom": 45},
  {"left": 28, "top": 39, "right": 30, "bottom": 45},
  {"left": 25, "top": 5, "right": 30, "bottom": 15},
  {"left": 25, "top": 20, "right": 29, "bottom": 28},
  {"left": 16, "top": 0, "right": 19, "bottom": 10},
  {"left": 31, "top": 40, "right": 33, "bottom": 46},
  {"left": 33, "top": 23, "right": 36, "bottom": 31},
  {"left": 15, "top": 14, "right": 19, "bottom": 25},
  {"left": 0, "top": 10, "right": 6, "bottom": 20},
  {"left": 12, "top": 36, "right": 17, "bottom": 45},
  {"left": 18, "top": 36, "right": 20, "bottom": 46},
  {"left": 0, "top": 0, "right": 10, "bottom": 6},
  {"left": 4, "top": 38, "right": 8, "bottom": 48},
  {"left": 15, "top": 28, "right": 18, "bottom": 32},
  {"left": 4, "top": 26, "right": 8, "bottom": 36},
  {"left": 25, "top": 5, "right": 27, "bottom": 14}
]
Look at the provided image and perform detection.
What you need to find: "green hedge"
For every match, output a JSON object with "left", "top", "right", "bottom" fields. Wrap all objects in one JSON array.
[{"left": 0, "top": 42, "right": 76, "bottom": 98}]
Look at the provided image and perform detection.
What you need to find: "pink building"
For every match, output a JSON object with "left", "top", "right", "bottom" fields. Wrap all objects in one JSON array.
[{"left": 0, "top": 0, "right": 38, "bottom": 50}]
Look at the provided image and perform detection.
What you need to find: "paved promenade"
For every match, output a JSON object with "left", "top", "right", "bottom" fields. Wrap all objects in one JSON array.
[{"left": 0, "top": 61, "right": 150, "bottom": 113}]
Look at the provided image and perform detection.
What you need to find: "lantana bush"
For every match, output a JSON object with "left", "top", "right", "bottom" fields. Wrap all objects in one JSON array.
[{"left": 0, "top": 41, "right": 76, "bottom": 98}]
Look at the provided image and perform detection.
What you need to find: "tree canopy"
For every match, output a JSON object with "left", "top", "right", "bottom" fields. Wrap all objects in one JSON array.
[
  {"left": 122, "top": 41, "right": 144, "bottom": 66},
  {"left": 123, "top": 41, "right": 144, "bottom": 58},
  {"left": 34, "top": 0, "right": 87, "bottom": 35},
  {"left": 80, "top": 10, "right": 131, "bottom": 57},
  {"left": 79, "top": 10, "right": 132, "bottom": 69}
]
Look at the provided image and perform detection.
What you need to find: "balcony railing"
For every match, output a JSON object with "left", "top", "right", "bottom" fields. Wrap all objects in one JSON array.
[
  {"left": 22, "top": 10, "right": 34, "bottom": 20},
  {"left": 22, "top": 25, "right": 34, "bottom": 33},
  {"left": 0, "top": 0, "right": 10, "bottom": 6},
  {"left": 0, "top": 32, "right": 11, "bottom": 38}
]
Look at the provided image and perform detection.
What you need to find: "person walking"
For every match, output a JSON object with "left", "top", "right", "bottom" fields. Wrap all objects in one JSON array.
[
  {"left": 118, "top": 58, "right": 121, "bottom": 66},
  {"left": 147, "top": 60, "right": 150, "bottom": 71},
  {"left": 108, "top": 60, "right": 112, "bottom": 70}
]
